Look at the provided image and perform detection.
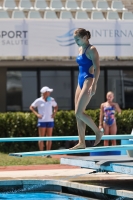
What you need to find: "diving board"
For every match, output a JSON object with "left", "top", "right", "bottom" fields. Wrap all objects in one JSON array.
[
  {"left": 9, "top": 144, "right": 133, "bottom": 157},
  {"left": 1, "top": 134, "right": 133, "bottom": 142}
]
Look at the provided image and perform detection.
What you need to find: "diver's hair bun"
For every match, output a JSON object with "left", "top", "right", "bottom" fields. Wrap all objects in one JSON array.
[
  {"left": 74, "top": 28, "right": 91, "bottom": 39},
  {"left": 86, "top": 30, "right": 91, "bottom": 39}
]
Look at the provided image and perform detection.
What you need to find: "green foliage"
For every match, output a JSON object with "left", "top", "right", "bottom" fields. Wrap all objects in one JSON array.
[
  {"left": 0, "top": 109, "right": 133, "bottom": 153},
  {"left": 116, "top": 109, "right": 133, "bottom": 134},
  {"left": 0, "top": 112, "right": 38, "bottom": 153}
]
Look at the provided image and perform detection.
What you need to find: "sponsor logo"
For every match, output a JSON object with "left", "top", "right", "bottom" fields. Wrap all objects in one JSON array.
[
  {"left": 56, "top": 28, "right": 133, "bottom": 47},
  {"left": 91, "top": 29, "right": 133, "bottom": 38},
  {"left": 0, "top": 30, "right": 28, "bottom": 46},
  {"left": 56, "top": 28, "right": 75, "bottom": 46},
  {"left": 84, "top": 75, "right": 88, "bottom": 78}
]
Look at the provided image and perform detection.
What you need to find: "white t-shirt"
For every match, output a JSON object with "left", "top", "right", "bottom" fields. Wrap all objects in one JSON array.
[{"left": 31, "top": 97, "right": 57, "bottom": 122}]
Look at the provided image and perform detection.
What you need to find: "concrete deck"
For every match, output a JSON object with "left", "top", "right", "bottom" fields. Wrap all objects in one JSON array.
[
  {"left": 1, "top": 155, "right": 133, "bottom": 181},
  {"left": 0, "top": 155, "right": 133, "bottom": 199}
]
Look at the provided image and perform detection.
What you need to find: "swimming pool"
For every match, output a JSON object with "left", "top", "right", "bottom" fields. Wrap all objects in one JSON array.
[
  {"left": 0, "top": 180, "right": 95, "bottom": 200},
  {"left": 0, "top": 191, "right": 88, "bottom": 200},
  {"left": 0, "top": 179, "right": 132, "bottom": 200}
]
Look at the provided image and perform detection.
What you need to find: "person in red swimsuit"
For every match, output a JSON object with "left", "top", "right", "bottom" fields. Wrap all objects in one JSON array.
[{"left": 99, "top": 91, "right": 121, "bottom": 146}]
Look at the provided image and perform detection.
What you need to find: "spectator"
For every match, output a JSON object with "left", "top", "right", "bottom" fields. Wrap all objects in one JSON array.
[
  {"left": 29, "top": 86, "right": 58, "bottom": 157},
  {"left": 99, "top": 91, "right": 121, "bottom": 146}
]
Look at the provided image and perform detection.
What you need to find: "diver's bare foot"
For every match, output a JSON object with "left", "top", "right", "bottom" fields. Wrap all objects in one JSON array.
[
  {"left": 93, "top": 131, "right": 103, "bottom": 146},
  {"left": 69, "top": 143, "right": 86, "bottom": 150}
]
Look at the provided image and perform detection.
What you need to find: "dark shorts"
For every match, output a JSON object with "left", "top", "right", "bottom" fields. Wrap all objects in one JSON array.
[{"left": 37, "top": 122, "right": 54, "bottom": 128}]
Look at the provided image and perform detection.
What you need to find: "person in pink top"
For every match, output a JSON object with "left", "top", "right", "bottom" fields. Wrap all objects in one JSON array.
[{"left": 99, "top": 91, "right": 121, "bottom": 146}]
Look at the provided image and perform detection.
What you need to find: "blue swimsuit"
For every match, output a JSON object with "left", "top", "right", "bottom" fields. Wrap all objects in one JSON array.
[{"left": 76, "top": 45, "right": 94, "bottom": 89}]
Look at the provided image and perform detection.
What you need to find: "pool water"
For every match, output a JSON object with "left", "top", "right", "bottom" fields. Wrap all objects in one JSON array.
[{"left": 0, "top": 192, "right": 88, "bottom": 200}]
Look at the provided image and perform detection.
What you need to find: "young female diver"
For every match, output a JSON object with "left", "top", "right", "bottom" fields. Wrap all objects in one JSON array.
[
  {"left": 99, "top": 91, "right": 121, "bottom": 146},
  {"left": 70, "top": 28, "right": 103, "bottom": 150}
]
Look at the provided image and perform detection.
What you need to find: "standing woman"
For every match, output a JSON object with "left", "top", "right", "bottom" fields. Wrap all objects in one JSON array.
[
  {"left": 70, "top": 28, "right": 103, "bottom": 150},
  {"left": 99, "top": 91, "right": 121, "bottom": 146},
  {"left": 29, "top": 86, "right": 58, "bottom": 157}
]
